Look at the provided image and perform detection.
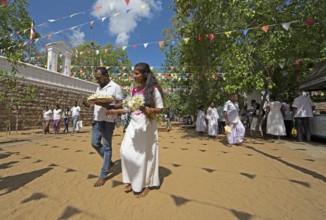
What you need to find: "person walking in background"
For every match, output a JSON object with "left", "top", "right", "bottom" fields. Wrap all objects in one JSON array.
[
  {"left": 52, "top": 104, "right": 62, "bottom": 134},
  {"left": 266, "top": 95, "right": 286, "bottom": 140},
  {"left": 62, "top": 107, "right": 71, "bottom": 133},
  {"left": 206, "top": 101, "right": 219, "bottom": 138},
  {"left": 165, "top": 108, "right": 173, "bottom": 132},
  {"left": 71, "top": 101, "right": 81, "bottom": 134},
  {"left": 223, "top": 94, "right": 245, "bottom": 146},
  {"left": 217, "top": 104, "right": 226, "bottom": 134},
  {"left": 42, "top": 106, "right": 52, "bottom": 134},
  {"left": 281, "top": 99, "right": 293, "bottom": 138},
  {"left": 292, "top": 92, "right": 315, "bottom": 142},
  {"left": 107, "top": 63, "right": 164, "bottom": 198},
  {"left": 196, "top": 105, "right": 206, "bottom": 135},
  {"left": 250, "top": 103, "right": 264, "bottom": 138}
]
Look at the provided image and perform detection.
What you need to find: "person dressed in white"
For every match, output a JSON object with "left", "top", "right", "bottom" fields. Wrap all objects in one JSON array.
[
  {"left": 206, "top": 101, "right": 219, "bottom": 138},
  {"left": 266, "top": 95, "right": 286, "bottom": 139},
  {"left": 107, "top": 63, "right": 164, "bottom": 198},
  {"left": 281, "top": 99, "right": 293, "bottom": 138},
  {"left": 42, "top": 106, "right": 52, "bottom": 134},
  {"left": 196, "top": 105, "right": 206, "bottom": 134},
  {"left": 292, "top": 93, "right": 315, "bottom": 142},
  {"left": 70, "top": 101, "right": 81, "bottom": 133},
  {"left": 52, "top": 104, "right": 62, "bottom": 134},
  {"left": 223, "top": 94, "right": 245, "bottom": 145}
]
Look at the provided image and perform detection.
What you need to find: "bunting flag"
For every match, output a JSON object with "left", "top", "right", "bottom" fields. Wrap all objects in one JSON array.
[
  {"left": 132, "top": 44, "right": 137, "bottom": 49},
  {"left": 183, "top": 38, "right": 190, "bottom": 44},
  {"left": 90, "top": 20, "right": 94, "bottom": 29},
  {"left": 208, "top": 34, "right": 215, "bottom": 41},
  {"left": 306, "top": 18, "right": 314, "bottom": 26},
  {"left": 1, "top": 1, "right": 9, "bottom": 5},
  {"left": 279, "top": 63, "right": 285, "bottom": 69},
  {"left": 143, "top": 43, "right": 149, "bottom": 48},
  {"left": 261, "top": 25, "right": 269, "bottom": 33},
  {"left": 158, "top": 41, "right": 164, "bottom": 47},
  {"left": 122, "top": 46, "right": 127, "bottom": 50},
  {"left": 141, "top": 4, "right": 147, "bottom": 10},
  {"left": 30, "top": 22, "right": 36, "bottom": 43},
  {"left": 224, "top": 31, "right": 232, "bottom": 38},
  {"left": 101, "top": 17, "right": 107, "bottom": 22},
  {"left": 281, "top": 22, "right": 291, "bottom": 30},
  {"left": 109, "top": 2, "right": 115, "bottom": 10},
  {"left": 114, "top": 13, "right": 121, "bottom": 17},
  {"left": 242, "top": 29, "right": 249, "bottom": 37},
  {"left": 125, "top": 0, "right": 130, "bottom": 6},
  {"left": 95, "top": 6, "right": 102, "bottom": 12},
  {"left": 198, "top": 35, "right": 203, "bottom": 41},
  {"left": 100, "top": 58, "right": 103, "bottom": 67}
]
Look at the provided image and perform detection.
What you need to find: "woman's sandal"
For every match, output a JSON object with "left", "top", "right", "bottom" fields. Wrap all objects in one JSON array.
[{"left": 124, "top": 184, "right": 132, "bottom": 193}]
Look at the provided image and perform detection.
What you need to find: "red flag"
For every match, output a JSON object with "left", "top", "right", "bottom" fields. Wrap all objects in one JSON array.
[
  {"left": 125, "top": 0, "right": 130, "bottom": 6},
  {"left": 1, "top": 1, "right": 9, "bottom": 5},
  {"left": 158, "top": 41, "right": 164, "bottom": 47}
]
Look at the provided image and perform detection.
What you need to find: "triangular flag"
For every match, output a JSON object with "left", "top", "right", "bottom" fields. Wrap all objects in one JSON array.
[
  {"left": 90, "top": 20, "right": 95, "bottom": 28},
  {"left": 125, "top": 0, "right": 130, "bottom": 6},
  {"left": 1, "top": 1, "right": 9, "bottom": 5},
  {"left": 132, "top": 44, "right": 137, "bottom": 49},
  {"left": 96, "top": 50, "right": 99, "bottom": 55},
  {"left": 30, "top": 22, "right": 35, "bottom": 40},
  {"left": 279, "top": 63, "right": 285, "bottom": 69},
  {"left": 306, "top": 18, "right": 314, "bottom": 26},
  {"left": 224, "top": 31, "right": 232, "bottom": 37},
  {"left": 170, "top": 66, "right": 175, "bottom": 70},
  {"left": 158, "top": 41, "right": 164, "bottom": 47},
  {"left": 109, "top": 2, "right": 115, "bottom": 10},
  {"left": 242, "top": 29, "right": 249, "bottom": 37},
  {"left": 217, "top": 66, "right": 221, "bottom": 71},
  {"left": 59, "top": 54, "right": 63, "bottom": 58},
  {"left": 198, "top": 35, "right": 203, "bottom": 41},
  {"left": 150, "top": 66, "right": 154, "bottom": 70},
  {"left": 95, "top": 6, "right": 102, "bottom": 12},
  {"left": 48, "top": 19, "right": 55, "bottom": 22},
  {"left": 122, "top": 46, "right": 127, "bottom": 50},
  {"left": 47, "top": 34, "right": 52, "bottom": 39},
  {"left": 104, "top": 48, "right": 108, "bottom": 53},
  {"left": 114, "top": 13, "right": 120, "bottom": 17},
  {"left": 143, "top": 43, "right": 148, "bottom": 48},
  {"left": 281, "top": 22, "right": 291, "bottom": 30},
  {"left": 70, "top": 13, "right": 80, "bottom": 18},
  {"left": 122, "top": 66, "right": 127, "bottom": 71},
  {"left": 102, "top": 17, "right": 107, "bottom": 22},
  {"left": 208, "top": 34, "right": 215, "bottom": 41},
  {"left": 141, "top": 4, "right": 147, "bottom": 9},
  {"left": 261, "top": 25, "right": 269, "bottom": 33},
  {"left": 183, "top": 38, "right": 190, "bottom": 44}
]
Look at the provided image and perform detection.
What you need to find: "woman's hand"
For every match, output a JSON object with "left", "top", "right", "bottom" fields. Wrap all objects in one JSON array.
[{"left": 143, "top": 107, "right": 153, "bottom": 115}]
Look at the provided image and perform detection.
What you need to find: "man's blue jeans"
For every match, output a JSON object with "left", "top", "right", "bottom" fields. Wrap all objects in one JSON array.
[
  {"left": 91, "top": 121, "right": 115, "bottom": 178},
  {"left": 72, "top": 115, "right": 79, "bottom": 133},
  {"left": 296, "top": 117, "right": 311, "bottom": 142}
]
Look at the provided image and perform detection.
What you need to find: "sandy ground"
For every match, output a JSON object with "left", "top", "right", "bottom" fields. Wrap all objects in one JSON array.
[{"left": 0, "top": 124, "right": 325, "bottom": 220}]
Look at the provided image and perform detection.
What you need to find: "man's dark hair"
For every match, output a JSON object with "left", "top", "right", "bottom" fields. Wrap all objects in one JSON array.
[{"left": 95, "top": 67, "right": 109, "bottom": 76}]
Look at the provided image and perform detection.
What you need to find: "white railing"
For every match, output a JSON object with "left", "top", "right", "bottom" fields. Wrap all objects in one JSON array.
[{"left": 0, "top": 56, "right": 97, "bottom": 95}]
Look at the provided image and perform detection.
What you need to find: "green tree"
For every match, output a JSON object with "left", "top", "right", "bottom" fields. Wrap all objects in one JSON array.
[
  {"left": 163, "top": 0, "right": 326, "bottom": 113},
  {"left": 0, "top": 0, "right": 38, "bottom": 133}
]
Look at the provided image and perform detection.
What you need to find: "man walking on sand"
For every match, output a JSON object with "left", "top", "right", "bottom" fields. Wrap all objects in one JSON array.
[{"left": 84, "top": 67, "right": 123, "bottom": 187}]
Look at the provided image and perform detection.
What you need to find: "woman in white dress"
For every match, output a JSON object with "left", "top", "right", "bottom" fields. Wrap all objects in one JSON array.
[
  {"left": 266, "top": 95, "right": 286, "bottom": 139},
  {"left": 107, "top": 63, "right": 164, "bottom": 198},
  {"left": 206, "top": 101, "right": 219, "bottom": 138},
  {"left": 196, "top": 105, "right": 206, "bottom": 134}
]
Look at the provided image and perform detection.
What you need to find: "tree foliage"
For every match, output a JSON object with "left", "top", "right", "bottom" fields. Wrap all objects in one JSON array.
[{"left": 163, "top": 0, "right": 326, "bottom": 115}]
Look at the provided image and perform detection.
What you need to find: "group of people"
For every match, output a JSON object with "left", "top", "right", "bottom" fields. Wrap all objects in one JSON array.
[
  {"left": 83, "top": 63, "right": 164, "bottom": 198},
  {"left": 195, "top": 91, "right": 315, "bottom": 146},
  {"left": 195, "top": 94, "right": 245, "bottom": 146},
  {"left": 248, "top": 93, "right": 315, "bottom": 142},
  {"left": 42, "top": 102, "right": 81, "bottom": 134}
]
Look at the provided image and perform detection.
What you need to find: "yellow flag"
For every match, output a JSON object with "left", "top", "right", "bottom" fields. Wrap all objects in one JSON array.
[
  {"left": 224, "top": 31, "right": 232, "bottom": 37},
  {"left": 183, "top": 37, "right": 190, "bottom": 44}
]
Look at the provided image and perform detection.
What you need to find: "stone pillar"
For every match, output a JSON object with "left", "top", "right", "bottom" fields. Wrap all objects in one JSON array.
[
  {"left": 64, "top": 52, "right": 72, "bottom": 76},
  {"left": 47, "top": 47, "right": 59, "bottom": 72}
]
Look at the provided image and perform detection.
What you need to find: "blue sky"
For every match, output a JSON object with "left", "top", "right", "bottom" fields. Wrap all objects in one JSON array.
[{"left": 27, "top": 0, "right": 175, "bottom": 68}]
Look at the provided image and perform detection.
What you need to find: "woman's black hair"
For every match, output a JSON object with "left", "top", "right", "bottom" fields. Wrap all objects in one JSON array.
[{"left": 134, "top": 63, "right": 164, "bottom": 107}]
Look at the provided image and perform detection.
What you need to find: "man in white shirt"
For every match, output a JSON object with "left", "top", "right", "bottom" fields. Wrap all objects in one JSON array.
[
  {"left": 70, "top": 101, "right": 81, "bottom": 133},
  {"left": 223, "top": 94, "right": 245, "bottom": 146},
  {"left": 292, "top": 93, "right": 315, "bottom": 142},
  {"left": 90, "top": 67, "right": 123, "bottom": 187}
]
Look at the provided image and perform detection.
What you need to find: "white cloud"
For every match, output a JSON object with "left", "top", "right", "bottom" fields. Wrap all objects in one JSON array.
[
  {"left": 92, "top": 0, "right": 161, "bottom": 46},
  {"left": 68, "top": 28, "right": 85, "bottom": 47}
]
